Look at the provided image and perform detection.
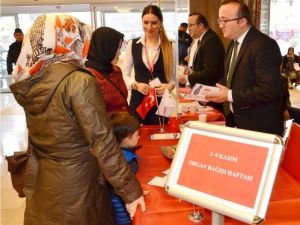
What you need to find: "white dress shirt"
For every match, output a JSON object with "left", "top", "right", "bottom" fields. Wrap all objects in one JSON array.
[
  {"left": 122, "top": 36, "right": 175, "bottom": 89},
  {"left": 122, "top": 36, "right": 160, "bottom": 89},
  {"left": 188, "top": 38, "right": 200, "bottom": 67}
]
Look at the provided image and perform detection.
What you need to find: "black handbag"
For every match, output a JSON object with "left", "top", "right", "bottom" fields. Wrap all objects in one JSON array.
[{"left": 5, "top": 147, "right": 31, "bottom": 198}]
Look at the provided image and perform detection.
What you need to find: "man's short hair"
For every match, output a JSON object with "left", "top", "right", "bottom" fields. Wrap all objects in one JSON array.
[
  {"left": 14, "top": 28, "right": 23, "bottom": 34},
  {"left": 180, "top": 22, "right": 188, "bottom": 28},
  {"left": 189, "top": 12, "right": 209, "bottom": 28},
  {"left": 220, "top": 0, "right": 252, "bottom": 25}
]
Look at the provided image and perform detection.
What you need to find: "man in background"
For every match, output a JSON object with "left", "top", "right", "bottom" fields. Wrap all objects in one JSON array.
[
  {"left": 282, "top": 47, "right": 300, "bottom": 88},
  {"left": 178, "top": 13, "right": 225, "bottom": 112},
  {"left": 178, "top": 22, "right": 192, "bottom": 65},
  {"left": 6, "top": 28, "right": 24, "bottom": 75},
  {"left": 178, "top": 13, "right": 225, "bottom": 87}
]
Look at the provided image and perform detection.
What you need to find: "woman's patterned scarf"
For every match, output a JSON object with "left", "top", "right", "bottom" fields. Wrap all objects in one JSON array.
[{"left": 12, "top": 14, "right": 91, "bottom": 82}]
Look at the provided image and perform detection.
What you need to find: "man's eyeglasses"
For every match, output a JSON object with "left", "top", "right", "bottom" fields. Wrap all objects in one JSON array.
[
  {"left": 217, "top": 17, "right": 244, "bottom": 25},
  {"left": 188, "top": 23, "right": 199, "bottom": 27}
]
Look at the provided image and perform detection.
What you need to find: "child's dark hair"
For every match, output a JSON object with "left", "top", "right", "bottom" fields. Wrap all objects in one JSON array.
[{"left": 111, "top": 112, "right": 140, "bottom": 143}]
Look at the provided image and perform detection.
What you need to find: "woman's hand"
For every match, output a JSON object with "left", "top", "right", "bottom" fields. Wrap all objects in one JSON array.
[
  {"left": 133, "top": 82, "right": 151, "bottom": 95},
  {"left": 125, "top": 192, "right": 147, "bottom": 219},
  {"left": 155, "top": 83, "right": 174, "bottom": 96}
]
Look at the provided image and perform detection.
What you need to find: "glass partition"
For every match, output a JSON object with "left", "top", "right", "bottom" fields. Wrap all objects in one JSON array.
[
  {"left": 0, "top": 16, "right": 17, "bottom": 77},
  {"left": 0, "top": 4, "right": 92, "bottom": 77},
  {"left": 269, "top": 0, "right": 300, "bottom": 55},
  {"left": 0, "top": 1, "right": 191, "bottom": 77}
]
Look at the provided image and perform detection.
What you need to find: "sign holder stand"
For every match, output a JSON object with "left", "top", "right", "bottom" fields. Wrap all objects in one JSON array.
[
  {"left": 212, "top": 212, "right": 224, "bottom": 225},
  {"left": 165, "top": 121, "right": 283, "bottom": 225}
]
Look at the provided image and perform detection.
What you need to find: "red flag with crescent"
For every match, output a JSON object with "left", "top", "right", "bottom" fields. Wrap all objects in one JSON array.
[{"left": 136, "top": 88, "right": 157, "bottom": 119}]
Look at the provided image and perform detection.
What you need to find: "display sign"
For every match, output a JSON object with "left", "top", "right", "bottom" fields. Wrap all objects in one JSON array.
[{"left": 165, "top": 122, "right": 283, "bottom": 224}]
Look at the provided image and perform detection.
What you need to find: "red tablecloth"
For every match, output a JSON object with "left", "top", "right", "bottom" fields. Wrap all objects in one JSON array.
[
  {"left": 133, "top": 126, "right": 300, "bottom": 225},
  {"left": 177, "top": 87, "right": 225, "bottom": 124}
]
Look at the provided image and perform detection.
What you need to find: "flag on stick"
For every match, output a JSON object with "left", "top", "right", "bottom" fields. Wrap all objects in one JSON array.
[{"left": 136, "top": 88, "right": 157, "bottom": 119}]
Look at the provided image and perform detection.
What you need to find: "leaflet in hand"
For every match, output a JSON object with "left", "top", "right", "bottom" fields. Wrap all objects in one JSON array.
[
  {"left": 184, "top": 83, "right": 220, "bottom": 102},
  {"left": 149, "top": 77, "right": 161, "bottom": 88}
]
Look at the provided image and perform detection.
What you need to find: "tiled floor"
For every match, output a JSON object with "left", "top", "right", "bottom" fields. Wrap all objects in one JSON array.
[
  {"left": 1, "top": 87, "right": 300, "bottom": 225},
  {"left": 1, "top": 93, "right": 27, "bottom": 225}
]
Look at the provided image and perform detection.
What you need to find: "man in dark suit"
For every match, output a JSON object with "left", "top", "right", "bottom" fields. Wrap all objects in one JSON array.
[
  {"left": 6, "top": 28, "right": 24, "bottom": 75},
  {"left": 205, "top": 0, "right": 284, "bottom": 136},
  {"left": 178, "top": 12, "right": 225, "bottom": 112},
  {"left": 178, "top": 13, "right": 225, "bottom": 87}
]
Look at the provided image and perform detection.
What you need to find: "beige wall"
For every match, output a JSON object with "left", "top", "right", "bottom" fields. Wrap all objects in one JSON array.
[{"left": 189, "top": 0, "right": 230, "bottom": 49}]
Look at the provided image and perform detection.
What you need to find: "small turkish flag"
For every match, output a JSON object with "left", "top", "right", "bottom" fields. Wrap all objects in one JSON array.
[{"left": 136, "top": 88, "right": 157, "bottom": 119}]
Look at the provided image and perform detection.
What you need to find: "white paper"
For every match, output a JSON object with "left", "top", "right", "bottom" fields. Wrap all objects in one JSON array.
[
  {"left": 150, "top": 133, "right": 181, "bottom": 140},
  {"left": 294, "top": 63, "right": 300, "bottom": 71},
  {"left": 149, "top": 77, "right": 161, "bottom": 88},
  {"left": 282, "top": 119, "right": 294, "bottom": 144},
  {"left": 148, "top": 176, "right": 167, "bottom": 187},
  {"left": 156, "top": 89, "right": 177, "bottom": 117},
  {"left": 162, "top": 169, "right": 170, "bottom": 175},
  {"left": 184, "top": 83, "right": 220, "bottom": 102},
  {"left": 179, "top": 101, "right": 213, "bottom": 114}
]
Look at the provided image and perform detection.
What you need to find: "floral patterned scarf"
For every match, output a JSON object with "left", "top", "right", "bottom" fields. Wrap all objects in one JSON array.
[{"left": 12, "top": 14, "right": 91, "bottom": 82}]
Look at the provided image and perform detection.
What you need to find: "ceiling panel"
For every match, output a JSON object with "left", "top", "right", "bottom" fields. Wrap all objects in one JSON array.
[{"left": 1, "top": 0, "right": 157, "bottom": 6}]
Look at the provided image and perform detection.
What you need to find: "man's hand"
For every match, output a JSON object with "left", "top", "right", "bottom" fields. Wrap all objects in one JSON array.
[
  {"left": 183, "top": 66, "right": 191, "bottom": 75},
  {"left": 178, "top": 74, "right": 187, "bottom": 85},
  {"left": 204, "top": 83, "right": 229, "bottom": 103},
  {"left": 126, "top": 191, "right": 148, "bottom": 219},
  {"left": 284, "top": 109, "right": 290, "bottom": 121}
]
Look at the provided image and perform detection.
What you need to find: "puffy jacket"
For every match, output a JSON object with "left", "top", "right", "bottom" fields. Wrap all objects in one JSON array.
[
  {"left": 86, "top": 66, "right": 129, "bottom": 113},
  {"left": 10, "top": 63, "right": 142, "bottom": 225}
]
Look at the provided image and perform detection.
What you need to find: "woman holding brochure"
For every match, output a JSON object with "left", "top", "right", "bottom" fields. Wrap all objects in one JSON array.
[{"left": 122, "top": 4, "right": 175, "bottom": 125}]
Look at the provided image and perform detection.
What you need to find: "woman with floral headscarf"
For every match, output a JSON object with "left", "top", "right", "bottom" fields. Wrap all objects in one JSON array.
[{"left": 10, "top": 14, "right": 145, "bottom": 225}]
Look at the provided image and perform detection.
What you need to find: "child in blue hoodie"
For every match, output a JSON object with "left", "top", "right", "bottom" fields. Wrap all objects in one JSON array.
[{"left": 110, "top": 112, "right": 141, "bottom": 225}]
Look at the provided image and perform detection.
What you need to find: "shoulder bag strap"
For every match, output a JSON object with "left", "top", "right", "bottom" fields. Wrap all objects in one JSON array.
[{"left": 85, "top": 67, "right": 128, "bottom": 103}]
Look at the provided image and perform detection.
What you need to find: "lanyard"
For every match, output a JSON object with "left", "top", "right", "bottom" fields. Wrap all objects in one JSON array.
[{"left": 144, "top": 45, "right": 160, "bottom": 79}]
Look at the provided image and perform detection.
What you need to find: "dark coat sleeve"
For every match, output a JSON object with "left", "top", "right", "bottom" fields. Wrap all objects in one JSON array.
[
  {"left": 67, "top": 72, "right": 143, "bottom": 203},
  {"left": 231, "top": 35, "right": 282, "bottom": 107},
  {"left": 188, "top": 31, "right": 225, "bottom": 86}
]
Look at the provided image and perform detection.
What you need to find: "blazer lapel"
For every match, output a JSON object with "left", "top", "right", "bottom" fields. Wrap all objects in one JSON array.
[
  {"left": 234, "top": 27, "right": 255, "bottom": 68},
  {"left": 192, "top": 40, "right": 201, "bottom": 66},
  {"left": 225, "top": 26, "right": 255, "bottom": 79},
  {"left": 192, "top": 29, "right": 210, "bottom": 66}
]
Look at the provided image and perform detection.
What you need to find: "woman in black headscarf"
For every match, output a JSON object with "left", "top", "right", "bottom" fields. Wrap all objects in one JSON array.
[{"left": 85, "top": 27, "right": 129, "bottom": 113}]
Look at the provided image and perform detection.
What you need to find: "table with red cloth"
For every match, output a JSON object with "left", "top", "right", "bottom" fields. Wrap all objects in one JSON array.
[
  {"left": 133, "top": 125, "right": 300, "bottom": 225},
  {"left": 177, "top": 87, "right": 225, "bottom": 124},
  {"left": 179, "top": 108, "right": 225, "bottom": 124}
]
